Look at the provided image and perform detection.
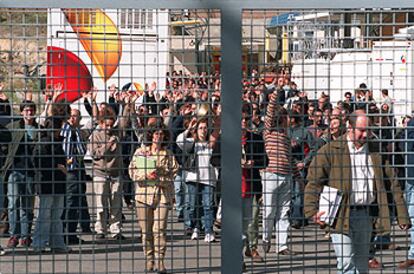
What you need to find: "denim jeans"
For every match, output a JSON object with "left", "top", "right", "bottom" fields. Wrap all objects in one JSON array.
[
  {"left": 290, "top": 173, "right": 306, "bottom": 227},
  {"left": 7, "top": 171, "right": 34, "bottom": 239},
  {"left": 185, "top": 182, "right": 214, "bottom": 234},
  {"left": 63, "top": 171, "right": 91, "bottom": 238},
  {"left": 174, "top": 170, "right": 191, "bottom": 228},
  {"left": 405, "top": 183, "right": 414, "bottom": 260},
  {"left": 331, "top": 208, "right": 372, "bottom": 274},
  {"left": 32, "top": 195, "right": 66, "bottom": 249},
  {"left": 242, "top": 197, "right": 253, "bottom": 247},
  {"left": 0, "top": 176, "right": 4, "bottom": 213},
  {"left": 262, "top": 171, "right": 291, "bottom": 253}
]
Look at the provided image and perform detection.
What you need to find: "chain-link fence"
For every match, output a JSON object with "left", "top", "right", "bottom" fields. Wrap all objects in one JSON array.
[{"left": 0, "top": 3, "right": 414, "bottom": 274}]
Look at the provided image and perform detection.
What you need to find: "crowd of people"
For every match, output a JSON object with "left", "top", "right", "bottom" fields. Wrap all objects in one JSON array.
[{"left": 0, "top": 68, "right": 414, "bottom": 273}]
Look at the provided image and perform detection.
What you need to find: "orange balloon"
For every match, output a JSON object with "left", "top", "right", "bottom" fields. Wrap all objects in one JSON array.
[{"left": 63, "top": 9, "right": 122, "bottom": 82}]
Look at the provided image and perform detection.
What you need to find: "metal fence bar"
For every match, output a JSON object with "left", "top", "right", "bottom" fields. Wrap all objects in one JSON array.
[
  {"left": 0, "top": 0, "right": 413, "bottom": 9},
  {"left": 221, "top": 6, "right": 243, "bottom": 274},
  {"left": 2, "top": 2, "right": 414, "bottom": 274}
]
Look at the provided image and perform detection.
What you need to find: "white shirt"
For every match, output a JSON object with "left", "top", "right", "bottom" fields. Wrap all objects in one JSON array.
[
  {"left": 176, "top": 131, "right": 218, "bottom": 187},
  {"left": 347, "top": 137, "right": 375, "bottom": 205}
]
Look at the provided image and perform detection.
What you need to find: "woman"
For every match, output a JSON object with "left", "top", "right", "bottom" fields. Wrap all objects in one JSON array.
[
  {"left": 129, "top": 127, "right": 178, "bottom": 273},
  {"left": 32, "top": 117, "right": 70, "bottom": 253},
  {"left": 176, "top": 116, "right": 220, "bottom": 242}
]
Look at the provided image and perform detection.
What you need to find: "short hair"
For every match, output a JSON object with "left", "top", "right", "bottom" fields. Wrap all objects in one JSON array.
[
  {"left": 322, "top": 102, "right": 333, "bottom": 112},
  {"left": 290, "top": 110, "right": 302, "bottom": 124},
  {"left": 20, "top": 100, "right": 36, "bottom": 113},
  {"left": 44, "top": 116, "right": 64, "bottom": 132},
  {"left": 348, "top": 110, "right": 367, "bottom": 129},
  {"left": 403, "top": 115, "right": 412, "bottom": 125},
  {"left": 344, "top": 92, "right": 352, "bottom": 98},
  {"left": 381, "top": 89, "right": 388, "bottom": 96},
  {"left": 144, "top": 126, "right": 170, "bottom": 147},
  {"left": 242, "top": 103, "right": 252, "bottom": 116},
  {"left": 52, "top": 103, "right": 71, "bottom": 120},
  {"left": 98, "top": 106, "right": 116, "bottom": 123}
]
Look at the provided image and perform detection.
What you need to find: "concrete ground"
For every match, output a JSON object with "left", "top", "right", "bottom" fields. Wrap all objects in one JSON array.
[
  {"left": 0, "top": 179, "right": 412, "bottom": 274},
  {"left": 0, "top": 206, "right": 412, "bottom": 274}
]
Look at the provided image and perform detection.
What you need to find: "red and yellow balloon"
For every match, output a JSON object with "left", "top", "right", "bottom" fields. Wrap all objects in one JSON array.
[
  {"left": 63, "top": 9, "right": 122, "bottom": 82},
  {"left": 46, "top": 46, "right": 93, "bottom": 102}
]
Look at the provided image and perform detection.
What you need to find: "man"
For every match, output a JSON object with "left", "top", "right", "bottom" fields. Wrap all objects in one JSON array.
[
  {"left": 88, "top": 107, "right": 124, "bottom": 240},
  {"left": 304, "top": 110, "right": 411, "bottom": 273},
  {"left": 288, "top": 111, "right": 316, "bottom": 228},
  {"left": 307, "top": 108, "right": 326, "bottom": 138},
  {"left": 1, "top": 100, "right": 40, "bottom": 248},
  {"left": 380, "top": 89, "right": 393, "bottom": 114},
  {"left": 241, "top": 104, "right": 267, "bottom": 263},
  {"left": 0, "top": 115, "right": 10, "bottom": 255},
  {"left": 262, "top": 91, "right": 296, "bottom": 255},
  {"left": 61, "top": 108, "right": 92, "bottom": 244},
  {"left": 398, "top": 117, "right": 414, "bottom": 269}
]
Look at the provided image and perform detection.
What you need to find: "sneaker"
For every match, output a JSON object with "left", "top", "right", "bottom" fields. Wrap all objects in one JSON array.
[
  {"left": 32, "top": 247, "right": 47, "bottom": 254},
  {"left": 113, "top": 234, "right": 126, "bottom": 240},
  {"left": 0, "top": 246, "right": 6, "bottom": 256},
  {"left": 20, "top": 237, "right": 32, "bottom": 248},
  {"left": 191, "top": 228, "right": 199, "bottom": 240},
  {"left": 204, "top": 233, "right": 215, "bottom": 243},
  {"left": 51, "top": 247, "right": 72, "bottom": 253},
  {"left": 96, "top": 233, "right": 105, "bottom": 240},
  {"left": 7, "top": 236, "right": 19, "bottom": 248},
  {"left": 262, "top": 240, "right": 271, "bottom": 253},
  {"left": 65, "top": 236, "right": 85, "bottom": 245},
  {"left": 184, "top": 227, "right": 193, "bottom": 236},
  {"left": 81, "top": 227, "right": 93, "bottom": 234},
  {"left": 278, "top": 249, "right": 298, "bottom": 256}
]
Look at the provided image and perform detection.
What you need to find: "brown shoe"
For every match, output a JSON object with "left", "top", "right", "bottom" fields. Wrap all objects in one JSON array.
[
  {"left": 244, "top": 247, "right": 252, "bottom": 257},
  {"left": 156, "top": 260, "right": 167, "bottom": 274},
  {"left": 278, "top": 249, "right": 297, "bottom": 256},
  {"left": 368, "top": 258, "right": 383, "bottom": 269},
  {"left": 385, "top": 243, "right": 400, "bottom": 250},
  {"left": 146, "top": 260, "right": 154, "bottom": 272},
  {"left": 7, "top": 236, "right": 19, "bottom": 248},
  {"left": 250, "top": 249, "right": 264, "bottom": 263},
  {"left": 398, "top": 259, "right": 414, "bottom": 269}
]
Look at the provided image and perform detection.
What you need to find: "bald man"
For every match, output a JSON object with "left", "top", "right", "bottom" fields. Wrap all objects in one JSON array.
[{"left": 304, "top": 110, "right": 411, "bottom": 274}]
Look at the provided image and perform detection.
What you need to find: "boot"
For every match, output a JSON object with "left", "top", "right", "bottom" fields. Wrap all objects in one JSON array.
[
  {"left": 156, "top": 259, "right": 167, "bottom": 274},
  {"left": 146, "top": 260, "right": 155, "bottom": 272}
]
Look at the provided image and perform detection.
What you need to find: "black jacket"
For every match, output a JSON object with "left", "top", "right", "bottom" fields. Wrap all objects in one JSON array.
[
  {"left": 244, "top": 132, "right": 267, "bottom": 194},
  {"left": 33, "top": 135, "right": 66, "bottom": 195}
]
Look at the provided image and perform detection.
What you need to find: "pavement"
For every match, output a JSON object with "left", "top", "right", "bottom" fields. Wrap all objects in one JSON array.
[{"left": 0, "top": 199, "right": 411, "bottom": 273}]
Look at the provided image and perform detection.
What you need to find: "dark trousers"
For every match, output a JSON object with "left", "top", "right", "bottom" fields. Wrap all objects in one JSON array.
[{"left": 63, "top": 171, "right": 91, "bottom": 239}]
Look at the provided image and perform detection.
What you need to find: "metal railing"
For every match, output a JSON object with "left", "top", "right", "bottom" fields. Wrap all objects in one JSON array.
[{"left": 0, "top": 1, "right": 413, "bottom": 273}]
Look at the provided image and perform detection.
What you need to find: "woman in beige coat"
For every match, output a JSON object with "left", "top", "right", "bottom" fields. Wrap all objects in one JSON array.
[{"left": 129, "top": 127, "right": 178, "bottom": 273}]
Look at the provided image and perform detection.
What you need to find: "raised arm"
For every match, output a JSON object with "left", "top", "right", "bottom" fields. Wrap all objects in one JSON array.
[
  {"left": 176, "top": 128, "right": 195, "bottom": 153},
  {"left": 263, "top": 92, "right": 283, "bottom": 137}
]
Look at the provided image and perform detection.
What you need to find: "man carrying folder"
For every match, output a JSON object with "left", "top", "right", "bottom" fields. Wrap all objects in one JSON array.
[{"left": 304, "top": 109, "right": 411, "bottom": 274}]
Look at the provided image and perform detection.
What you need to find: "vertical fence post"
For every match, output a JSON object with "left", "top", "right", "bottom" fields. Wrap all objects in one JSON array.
[{"left": 221, "top": 6, "right": 243, "bottom": 274}]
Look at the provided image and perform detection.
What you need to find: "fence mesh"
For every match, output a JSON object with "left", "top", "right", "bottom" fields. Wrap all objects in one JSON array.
[{"left": 0, "top": 6, "right": 414, "bottom": 274}]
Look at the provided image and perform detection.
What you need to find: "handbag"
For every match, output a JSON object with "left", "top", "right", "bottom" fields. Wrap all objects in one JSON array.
[{"left": 182, "top": 143, "right": 196, "bottom": 171}]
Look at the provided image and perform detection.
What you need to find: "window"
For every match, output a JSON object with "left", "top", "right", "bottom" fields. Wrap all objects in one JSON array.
[{"left": 119, "top": 9, "right": 154, "bottom": 30}]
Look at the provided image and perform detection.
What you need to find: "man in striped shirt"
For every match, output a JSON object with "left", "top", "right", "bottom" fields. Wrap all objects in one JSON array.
[
  {"left": 262, "top": 91, "right": 297, "bottom": 255},
  {"left": 60, "top": 108, "right": 92, "bottom": 244}
]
